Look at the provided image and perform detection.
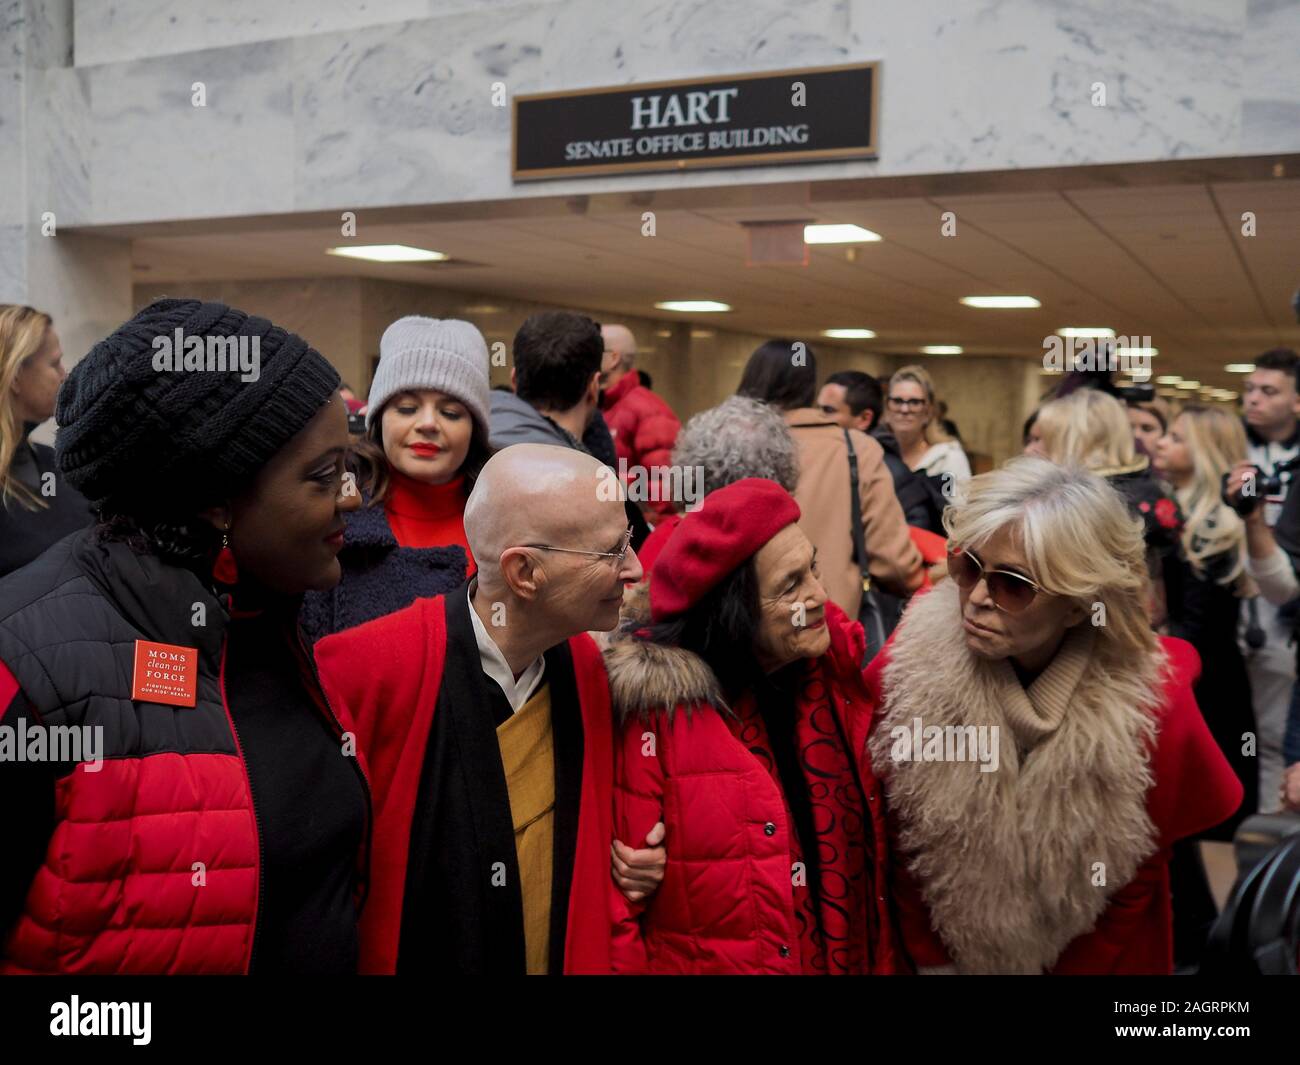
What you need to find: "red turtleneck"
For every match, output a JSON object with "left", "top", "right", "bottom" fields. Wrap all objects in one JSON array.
[{"left": 383, "top": 469, "right": 476, "bottom": 575}]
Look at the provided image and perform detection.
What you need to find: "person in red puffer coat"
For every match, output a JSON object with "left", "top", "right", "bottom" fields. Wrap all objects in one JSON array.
[
  {"left": 599, "top": 324, "right": 681, "bottom": 520},
  {"left": 604, "top": 478, "right": 903, "bottom": 974}
]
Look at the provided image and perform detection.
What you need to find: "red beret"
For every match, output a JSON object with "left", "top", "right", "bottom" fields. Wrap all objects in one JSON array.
[{"left": 650, "top": 478, "right": 801, "bottom": 622}]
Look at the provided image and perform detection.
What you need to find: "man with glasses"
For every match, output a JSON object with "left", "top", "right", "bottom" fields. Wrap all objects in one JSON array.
[
  {"left": 316, "top": 445, "right": 666, "bottom": 974},
  {"left": 818, "top": 370, "right": 944, "bottom": 534}
]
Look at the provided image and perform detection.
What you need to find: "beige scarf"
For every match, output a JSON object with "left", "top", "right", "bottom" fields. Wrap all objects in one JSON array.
[{"left": 869, "top": 581, "right": 1164, "bottom": 974}]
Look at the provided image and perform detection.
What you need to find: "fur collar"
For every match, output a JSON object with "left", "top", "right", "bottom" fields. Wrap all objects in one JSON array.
[
  {"left": 604, "top": 633, "right": 724, "bottom": 725},
  {"left": 868, "top": 581, "right": 1163, "bottom": 974}
]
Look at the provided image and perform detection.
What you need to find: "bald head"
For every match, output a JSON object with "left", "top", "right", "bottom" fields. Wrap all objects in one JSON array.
[
  {"left": 601, "top": 324, "right": 637, "bottom": 369},
  {"left": 465, "top": 444, "right": 623, "bottom": 585}
]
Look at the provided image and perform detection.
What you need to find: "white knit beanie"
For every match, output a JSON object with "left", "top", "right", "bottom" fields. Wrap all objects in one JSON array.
[{"left": 366, "top": 317, "right": 492, "bottom": 443}]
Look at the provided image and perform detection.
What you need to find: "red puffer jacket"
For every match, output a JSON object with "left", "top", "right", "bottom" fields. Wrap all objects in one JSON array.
[
  {"left": 603, "top": 601, "right": 903, "bottom": 974},
  {"left": 600, "top": 372, "right": 681, "bottom": 518}
]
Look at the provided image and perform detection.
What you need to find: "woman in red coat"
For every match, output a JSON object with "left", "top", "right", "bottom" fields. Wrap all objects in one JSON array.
[
  {"left": 604, "top": 478, "right": 901, "bottom": 974},
  {"left": 864, "top": 457, "right": 1243, "bottom": 974}
]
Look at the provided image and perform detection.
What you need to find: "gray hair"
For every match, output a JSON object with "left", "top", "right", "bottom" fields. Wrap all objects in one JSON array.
[{"left": 671, "top": 395, "right": 799, "bottom": 498}]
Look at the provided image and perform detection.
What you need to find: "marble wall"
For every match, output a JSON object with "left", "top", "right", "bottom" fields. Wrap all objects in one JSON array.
[
  {"left": 5, "top": 0, "right": 1296, "bottom": 231},
  {"left": 10, "top": 0, "right": 1292, "bottom": 459}
]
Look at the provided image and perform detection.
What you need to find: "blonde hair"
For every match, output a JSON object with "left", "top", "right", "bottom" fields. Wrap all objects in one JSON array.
[
  {"left": 888, "top": 364, "right": 952, "bottom": 445},
  {"left": 1036, "top": 389, "right": 1140, "bottom": 474},
  {"left": 943, "top": 457, "right": 1158, "bottom": 670},
  {"left": 1171, "top": 406, "right": 1248, "bottom": 585},
  {"left": 0, "top": 304, "right": 54, "bottom": 510}
]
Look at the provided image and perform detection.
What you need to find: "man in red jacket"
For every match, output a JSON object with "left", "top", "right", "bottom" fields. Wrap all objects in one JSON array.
[
  {"left": 316, "top": 444, "right": 662, "bottom": 974},
  {"left": 599, "top": 324, "right": 682, "bottom": 520}
]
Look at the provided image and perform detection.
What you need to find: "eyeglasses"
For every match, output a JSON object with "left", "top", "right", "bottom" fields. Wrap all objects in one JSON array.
[
  {"left": 523, "top": 525, "right": 634, "bottom": 566},
  {"left": 946, "top": 547, "right": 1046, "bottom": 614},
  {"left": 887, "top": 397, "right": 927, "bottom": 411}
]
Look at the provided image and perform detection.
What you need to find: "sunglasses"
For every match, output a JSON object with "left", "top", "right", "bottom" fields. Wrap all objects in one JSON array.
[{"left": 946, "top": 548, "right": 1045, "bottom": 614}]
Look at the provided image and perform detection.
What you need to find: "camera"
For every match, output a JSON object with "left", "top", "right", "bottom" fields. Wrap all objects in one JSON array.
[
  {"left": 1114, "top": 381, "right": 1155, "bottom": 403},
  {"left": 1222, "top": 454, "right": 1300, "bottom": 517}
]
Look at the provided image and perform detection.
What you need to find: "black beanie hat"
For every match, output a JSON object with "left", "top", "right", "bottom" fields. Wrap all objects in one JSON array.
[{"left": 56, "top": 298, "right": 341, "bottom": 512}]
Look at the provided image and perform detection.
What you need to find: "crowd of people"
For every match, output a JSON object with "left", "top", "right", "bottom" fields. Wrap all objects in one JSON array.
[{"left": 0, "top": 295, "right": 1294, "bottom": 975}]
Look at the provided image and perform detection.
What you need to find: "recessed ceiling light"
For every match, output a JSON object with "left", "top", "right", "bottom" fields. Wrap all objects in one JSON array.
[
  {"left": 655, "top": 329, "right": 673, "bottom": 338},
  {"left": 1216, "top": 390, "right": 1239, "bottom": 400},
  {"left": 960, "top": 295, "right": 1041, "bottom": 309},
  {"left": 1176, "top": 381, "right": 1201, "bottom": 390},
  {"left": 326, "top": 244, "right": 448, "bottom": 262},
  {"left": 1225, "top": 363, "right": 1255, "bottom": 373},
  {"left": 462, "top": 303, "right": 502, "bottom": 314},
  {"left": 1055, "top": 327, "right": 1115, "bottom": 338},
  {"left": 804, "top": 224, "right": 881, "bottom": 244},
  {"left": 1156, "top": 376, "right": 1182, "bottom": 384},
  {"left": 690, "top": 329, "right": 715, "bottom": 339},
  {"left": 1116, "top": 346, "right": 1158, "bottom": 358},
  {"left": 822, "top": 328, "right": 877, "bottom": 339},
  {"left": 921, "top": 345, "right": 963, "bottom": 355},
  {"left": 655, "top": 300, "right": 731, "bottom": 312}
]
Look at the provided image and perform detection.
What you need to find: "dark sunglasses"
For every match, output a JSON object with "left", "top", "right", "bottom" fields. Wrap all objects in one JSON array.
[{"left": 947, "top": 548, "right": 1045, "bottom": 614}]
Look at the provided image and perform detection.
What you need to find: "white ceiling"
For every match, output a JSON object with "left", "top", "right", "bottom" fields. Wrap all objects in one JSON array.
[{"left": 124, "top": 175, "right": 1300, "bottom": 392}]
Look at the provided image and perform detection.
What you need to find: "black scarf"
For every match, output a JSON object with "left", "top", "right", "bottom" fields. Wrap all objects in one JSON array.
[{"left": 396, "top": 588, "right": 584, "bottom": 973}]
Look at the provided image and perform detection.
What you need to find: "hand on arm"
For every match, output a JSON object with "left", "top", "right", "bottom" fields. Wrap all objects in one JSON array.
[{"left": 611, "top": 821, "right": 666, "bottom": 903}]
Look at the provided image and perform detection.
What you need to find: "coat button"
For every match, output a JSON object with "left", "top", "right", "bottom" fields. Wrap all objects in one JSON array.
[
  {"left": 764, "top": 822, "right": 776, "bottom": 836},
  {"left": 779, "top": 945, "right": 791, "bottom": 958}
]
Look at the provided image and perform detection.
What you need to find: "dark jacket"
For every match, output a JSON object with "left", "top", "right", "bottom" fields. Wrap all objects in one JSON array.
[
  {"left": 0, "top": 424, "right": 94, "bottom": 578},
  {"left": 871, "top": 425, "right": 946, "bottom": 533},
  {"left": 0, "top": 529, "right": 371, "bottom": 973},
  {"left": 300, "top": 496, "right": 468, "bottom": 642},
  {"left": 486, "top": 394, "right": 649, "bottom": 549}
]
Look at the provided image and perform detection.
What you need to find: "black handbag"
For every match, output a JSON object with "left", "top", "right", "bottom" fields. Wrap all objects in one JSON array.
[
  {"left": 1200, "top": 812, "right": 1300, "bottom": 974},
  {"left": 845, "top": 429, "right": 903, "bottom": 664}
]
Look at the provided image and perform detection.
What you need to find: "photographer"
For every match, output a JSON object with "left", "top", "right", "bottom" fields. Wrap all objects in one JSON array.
[{"left": 1224, "top": 348, "right": 1300, "bottom": 813}]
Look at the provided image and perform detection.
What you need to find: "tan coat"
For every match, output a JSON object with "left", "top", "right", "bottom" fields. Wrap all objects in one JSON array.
[{"left": 783, "top": 408, "right": 924, "bottom": 616}]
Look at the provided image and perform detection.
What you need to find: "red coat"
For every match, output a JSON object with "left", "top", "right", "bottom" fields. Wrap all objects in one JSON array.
[
  {"left": 862, "top": 633, "right": 1243, "bottom": 975},
  {"left": 600, "top": 372, "right": 681, "bottom": 518},
  {"left": 314, "top": 594, "right": 615, "bottom": 974},
  {"left": 605, "top": 602, "right": 903, "bottom": 974}
]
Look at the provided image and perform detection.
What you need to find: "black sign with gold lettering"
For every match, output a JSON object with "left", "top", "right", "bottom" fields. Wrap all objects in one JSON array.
[{"left": 512, "top": 63, "right": 878, "bottom": 181}]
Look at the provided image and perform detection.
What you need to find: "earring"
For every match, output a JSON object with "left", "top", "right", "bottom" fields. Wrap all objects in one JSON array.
[{"left": 213, "top": 526, "right": 239, "bottom": 585}]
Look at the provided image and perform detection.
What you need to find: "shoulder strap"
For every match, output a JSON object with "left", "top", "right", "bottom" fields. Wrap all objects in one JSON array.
[{"left": 844, "top": 429, "right": 869, "bottom": 585}]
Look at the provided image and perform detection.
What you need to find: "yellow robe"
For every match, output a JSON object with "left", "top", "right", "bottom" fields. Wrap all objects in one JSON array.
[{"left": 495, "top": 682, "right": 555, "bottom": 974}]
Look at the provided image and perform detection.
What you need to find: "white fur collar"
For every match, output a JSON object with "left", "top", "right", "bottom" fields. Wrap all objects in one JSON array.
[{"left": 869, "top": 581, "right": 1163, "bottom": 973}]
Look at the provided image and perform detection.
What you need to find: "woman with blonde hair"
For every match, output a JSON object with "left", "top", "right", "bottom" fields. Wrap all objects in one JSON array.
[
  {"left": 1155, "top": 407, "right": 1257, "bottom": 831},
  {"left": 865, "top": 458, "right": 1242, "bottom": 973},
  {"left": 0, "top": 304, "right": 92, "bottom": 577},
  {"left": 884, "top": 364, "right": 971, "bottom": 482},
  {"left": 1035, "top": 388, "right": 1183, "bottom": 623}
]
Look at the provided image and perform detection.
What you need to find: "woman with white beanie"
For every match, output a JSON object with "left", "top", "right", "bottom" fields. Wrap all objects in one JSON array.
[{"left": 301, "top": 316, "right": 493, "bottom": 639}]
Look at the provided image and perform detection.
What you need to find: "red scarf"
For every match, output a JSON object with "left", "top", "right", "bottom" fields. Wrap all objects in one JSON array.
[{"left": 383, "top": 470, "right": 475, "bottom": 574}]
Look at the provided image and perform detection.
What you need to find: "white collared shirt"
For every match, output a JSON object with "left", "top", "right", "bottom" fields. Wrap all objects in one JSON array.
[{"left": 467, "top": 586, "right": 546, "bottom": 714}]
